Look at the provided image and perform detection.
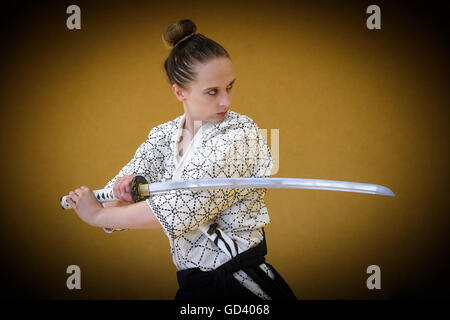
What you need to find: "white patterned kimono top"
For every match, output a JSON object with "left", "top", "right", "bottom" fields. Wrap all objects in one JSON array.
[{"left": 103, "top": 110, "right": 276, "bottom": 299}]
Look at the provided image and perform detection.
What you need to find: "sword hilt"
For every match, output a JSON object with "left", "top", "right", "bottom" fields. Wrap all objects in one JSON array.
[{"left": 60, "top": 175, "right": 150, "bottom": 210}]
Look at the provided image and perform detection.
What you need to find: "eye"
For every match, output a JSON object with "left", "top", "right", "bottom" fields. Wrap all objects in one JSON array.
[{"left": 207, "top": 85, "right": 233, "bottom": 96}]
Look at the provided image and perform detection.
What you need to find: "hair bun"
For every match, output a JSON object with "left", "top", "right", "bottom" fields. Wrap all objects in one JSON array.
[{"left": 162, "top": 19, "right": 197, "bottom": 48}]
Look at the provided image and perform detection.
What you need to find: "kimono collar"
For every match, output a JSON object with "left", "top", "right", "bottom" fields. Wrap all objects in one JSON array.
[{"left": 175, "top": 112, "right": 233, "bottom": 142}]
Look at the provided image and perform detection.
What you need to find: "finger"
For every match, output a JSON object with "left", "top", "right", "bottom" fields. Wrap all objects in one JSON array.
[
  {"left": 113, "top": 177, "right": 121, "bottom": 188},
  {"left": 118, "top": 185, "right": 131, "bottom": 202},
  {"left": 67, "top": 195, "right": 76, "bottom": 208},
  {"left": 120, "top": 180, "right": 130, "bottom": 196},
  {"left": 69, "top": 191, "right": 78, "bottom": 201},
  {"left": 117, "top": 180, "right": 125, "bottom": 200},
  {"left": 113, "top": 179, "right": 122, "bottom": 198},
  {"left": 114, "top": 190, "right": 122, "bottom": 201},
  {"left": 74, "top": 188, "right": 83, "bottom": 196},
  {"left": 68, "top": 194, "right": 78, "bottom": 205},
  {"left": 120, "top": 176, "right": 129, "bottom": 189},
  {"left": 126, "top": 193, "right": 133, "bottom": 203},
  {"left": 123, "top": 175, "right": 132, "bottom": 185},
  {"left": 124, "top": 176, "right": 135, "bottom": 202},
  {"left": 123, "top": 184, "right": 132, "bottom": 202}
]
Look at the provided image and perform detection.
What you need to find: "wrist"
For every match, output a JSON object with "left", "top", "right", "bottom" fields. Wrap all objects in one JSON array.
[{"left": 88, "top": 207, "right": 104, "bottom": 227}]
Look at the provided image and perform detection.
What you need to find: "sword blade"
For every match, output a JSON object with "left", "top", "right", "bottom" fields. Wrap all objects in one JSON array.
[{"left": 144, "top": 178, "right": 396, "bottom": 197}]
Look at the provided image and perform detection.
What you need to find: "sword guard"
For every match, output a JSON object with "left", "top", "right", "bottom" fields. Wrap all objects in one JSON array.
[{"left": 131, "top": 175, "right": 149, "bottom": 203}]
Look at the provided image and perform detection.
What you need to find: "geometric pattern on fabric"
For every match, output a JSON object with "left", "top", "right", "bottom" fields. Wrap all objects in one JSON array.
[{"left": 103, "top": 111, "right": 275, "bottom": 299}]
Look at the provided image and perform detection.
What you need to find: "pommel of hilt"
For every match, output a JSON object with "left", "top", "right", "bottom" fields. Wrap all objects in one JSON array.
[{"left": 130, "top": 175, "right": 150, "bottom": 203}]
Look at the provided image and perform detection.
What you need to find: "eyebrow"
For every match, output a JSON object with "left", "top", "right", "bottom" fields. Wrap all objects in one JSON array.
[{"left": 203, "top": 78, "right": 236, "bottom": 91}]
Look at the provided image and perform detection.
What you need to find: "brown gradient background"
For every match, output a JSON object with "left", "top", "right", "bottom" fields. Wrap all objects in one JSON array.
[{"left": 0, "top": 0, "right": 448, "bottom": 299}]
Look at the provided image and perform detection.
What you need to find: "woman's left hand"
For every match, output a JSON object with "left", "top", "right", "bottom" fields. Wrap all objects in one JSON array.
[{"left": 66, "top": 186, "right": 103, "bottom": 226}]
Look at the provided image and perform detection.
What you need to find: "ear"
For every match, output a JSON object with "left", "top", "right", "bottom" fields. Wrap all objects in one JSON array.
[{"left": 172, "top": 84, "right": 188, "bottom": 102}]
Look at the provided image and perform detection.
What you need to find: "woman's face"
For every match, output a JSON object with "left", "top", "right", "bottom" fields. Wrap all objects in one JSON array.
[{"left": 173, "top": 57, "right": 235, "bottom": 124}]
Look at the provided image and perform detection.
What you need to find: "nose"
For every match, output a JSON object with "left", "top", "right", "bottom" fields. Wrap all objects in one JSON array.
[{"left": 219, "top": 91, "right": 232, "bottom": 110}]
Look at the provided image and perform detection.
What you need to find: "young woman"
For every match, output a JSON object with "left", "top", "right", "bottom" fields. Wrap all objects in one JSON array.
[{"left": 67, "top": 19, "right": 296, "bottom": 301}]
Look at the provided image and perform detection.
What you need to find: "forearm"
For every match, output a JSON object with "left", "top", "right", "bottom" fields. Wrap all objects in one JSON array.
[
  {"left": 103, "top": 200, "right": 129, "bottom": 208},
  {"left": 92, "top": 201, "right": 161, "bottom": 230}
]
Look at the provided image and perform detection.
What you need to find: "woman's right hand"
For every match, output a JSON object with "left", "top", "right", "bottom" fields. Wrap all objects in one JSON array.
[{"left": 112, "top": 174, "right": 136, "bottom": 203}]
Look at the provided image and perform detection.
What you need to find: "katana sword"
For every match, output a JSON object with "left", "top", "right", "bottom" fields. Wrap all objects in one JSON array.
[{"left": 60, "top": 176, "right": 395, "bottom": 210}]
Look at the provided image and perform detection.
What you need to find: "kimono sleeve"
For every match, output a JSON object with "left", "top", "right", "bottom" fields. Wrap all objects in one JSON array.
[
  {"left": 145, "top": 121, "right": 273, "bottom": 240},
  {"left": 102, "top": 128, "right": 161, "bottom": 233}
]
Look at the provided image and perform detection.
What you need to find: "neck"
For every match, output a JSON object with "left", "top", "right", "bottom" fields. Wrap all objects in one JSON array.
[{"left": 183, "top": 114, "right": 202, "bottom": 138}]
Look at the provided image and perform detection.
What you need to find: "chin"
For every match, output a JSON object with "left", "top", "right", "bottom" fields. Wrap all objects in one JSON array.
[{"left": 212, "top": 114, "right": 227, "bottom": 122}]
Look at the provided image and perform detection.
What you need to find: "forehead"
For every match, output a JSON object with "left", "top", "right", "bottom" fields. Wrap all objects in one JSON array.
[{"left": 191, "top": 57, "right": 235, "bottom": 85}]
